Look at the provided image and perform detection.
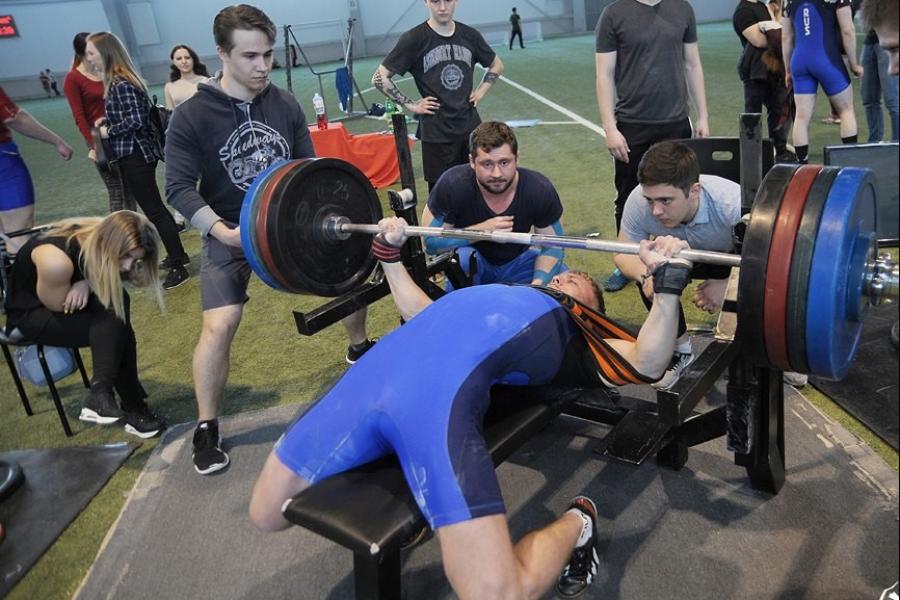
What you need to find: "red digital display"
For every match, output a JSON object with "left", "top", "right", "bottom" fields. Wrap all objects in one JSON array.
[{"left": 0, "top": 15, "right": 19, "bottom": 38}]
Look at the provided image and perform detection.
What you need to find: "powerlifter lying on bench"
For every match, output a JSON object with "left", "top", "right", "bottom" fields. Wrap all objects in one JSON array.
[{"left": 250, "top": 217, "right": 695, "bottom": 600}]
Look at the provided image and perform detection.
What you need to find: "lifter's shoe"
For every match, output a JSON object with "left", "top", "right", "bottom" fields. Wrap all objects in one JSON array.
[
  {"left": 556, "top": 496, "right": 600, "bottom": 599},
  {"left": 122, "top": 406, "right": 164, "bottom": 439},
  {"left": 192, "top": 420, "right": 230, "bottom": 475},
  {"left": 79, "top": 388, "right": 124, "bottom": 425},
  {"left": 345, "top": 338, "right": 378, "bottom": 365}
]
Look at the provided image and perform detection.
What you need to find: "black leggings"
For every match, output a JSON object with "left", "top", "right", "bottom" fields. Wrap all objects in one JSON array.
[
  {"left": 118, "top": 153, "right": 187, "bottom": 264},
  {"left": 18, "top": 294, "right": 146, "bottom": 408},
  {"left": 96, "top": 161, "right": 136, "bottom": 213}
]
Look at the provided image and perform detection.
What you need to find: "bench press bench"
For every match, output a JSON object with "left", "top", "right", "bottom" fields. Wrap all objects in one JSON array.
[{"left": 282, "top": 384, "right": 588, "bottom": 600}]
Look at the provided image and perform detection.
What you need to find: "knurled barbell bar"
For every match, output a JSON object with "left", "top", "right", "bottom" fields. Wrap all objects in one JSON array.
[{"left": 239, "top": 157, "right": 898, "bottom": 380}]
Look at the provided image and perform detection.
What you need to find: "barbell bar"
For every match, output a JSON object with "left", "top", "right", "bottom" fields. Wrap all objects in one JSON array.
[
  {"left": 323, "top": 216, "right": 744, "bottom": 268},
  {"left": 239, "top": 157, "right": 899, "bottom": 380}
]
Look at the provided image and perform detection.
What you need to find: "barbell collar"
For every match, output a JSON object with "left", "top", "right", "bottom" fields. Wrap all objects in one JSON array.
[{"left": 334, "top": 221, "right": 743, "bottom": 268}]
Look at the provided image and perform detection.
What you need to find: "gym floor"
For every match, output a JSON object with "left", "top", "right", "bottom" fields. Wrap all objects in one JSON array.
[{"left": 1, "top": 23, "right": 897, "bottom": 599}]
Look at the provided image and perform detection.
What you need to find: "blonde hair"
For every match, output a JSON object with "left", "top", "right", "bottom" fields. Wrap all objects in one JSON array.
[
  {"left": 47, "top": 211, "right": 164, "bottom": 320},
  {"left": 87, "top": 32, "right": 147, "bottom": 96}
]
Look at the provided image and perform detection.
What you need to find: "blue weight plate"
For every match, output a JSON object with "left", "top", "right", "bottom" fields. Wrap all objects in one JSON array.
[
  {"left": 805, "top": 167, "right": 877, "bottom": 380},
  {"left": 785, "top": 167, "right": 839, "bottom": 374},
  {"left": 737, "top": 164, "right": 799, "bottom": 366},
  {"left": 240, "top": 160, "right": 289, "bottom": 291}
]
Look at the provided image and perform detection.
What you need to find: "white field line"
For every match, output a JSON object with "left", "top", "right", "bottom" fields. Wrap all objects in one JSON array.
[{"left": 359, "top": 75, "right": 603, "bottom": 135}]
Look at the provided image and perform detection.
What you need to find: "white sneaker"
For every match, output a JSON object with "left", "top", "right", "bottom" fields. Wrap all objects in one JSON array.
[
  {"left": 652, "top": 350, "right": 696, "bottom": 390},
  {"left": 783, "top": 372, "right": 808, "bottom": 388}
]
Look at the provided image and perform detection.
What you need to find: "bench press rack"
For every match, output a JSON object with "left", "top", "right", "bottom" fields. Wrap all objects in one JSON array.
[{"left": 283, "top": 114, "right": 791, "bottom": 598}]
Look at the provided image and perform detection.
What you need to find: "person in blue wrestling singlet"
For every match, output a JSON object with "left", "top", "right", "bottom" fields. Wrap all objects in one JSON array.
[{"left": 250, "top": 217, "right": 695, "bottom": 600}]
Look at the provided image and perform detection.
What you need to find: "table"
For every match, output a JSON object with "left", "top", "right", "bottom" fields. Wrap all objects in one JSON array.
[{"left": 308, "top": 122, "right": 413, "bottom": 189}]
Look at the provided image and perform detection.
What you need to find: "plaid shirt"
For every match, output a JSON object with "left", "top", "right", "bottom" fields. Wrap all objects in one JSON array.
[{"left": 104, "top": 78, "right": 161, "bottom": 163}]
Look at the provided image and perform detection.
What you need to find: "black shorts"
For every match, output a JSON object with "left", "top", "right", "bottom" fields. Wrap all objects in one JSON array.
[{"left": 421, "top": 137, "right": 470, "bottom": 184}]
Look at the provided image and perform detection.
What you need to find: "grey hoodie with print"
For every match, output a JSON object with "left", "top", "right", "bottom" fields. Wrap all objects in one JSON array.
[{"left": 165, "top": 74, "right": 314, "bottom": 236}]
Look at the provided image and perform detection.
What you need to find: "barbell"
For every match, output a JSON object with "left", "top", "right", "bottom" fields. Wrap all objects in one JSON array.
[{"left": 239, "top": 157, "right": 898, "bottom": 380}]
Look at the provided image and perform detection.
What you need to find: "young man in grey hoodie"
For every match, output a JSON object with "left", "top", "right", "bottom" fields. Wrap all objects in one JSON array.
[{"left": 166, "top": 4, "right": 374, "bottom": 475}]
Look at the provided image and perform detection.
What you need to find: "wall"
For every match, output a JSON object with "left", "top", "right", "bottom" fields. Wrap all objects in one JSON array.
[
  {"left": 1, "top": 0, "right": 728, "bottom": 98},
  {"left": 0, "top": 0, "right": 110, "bottom": 96}
]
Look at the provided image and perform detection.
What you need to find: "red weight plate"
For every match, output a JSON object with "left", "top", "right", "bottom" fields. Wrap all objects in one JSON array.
[
  {"left": 256, "top": 161, "right": 299, "bottom": 291},
  {"left": 785, "top": 167, "right": 840, "bottom": 374},
  {"left": 763, "top": 165, "right": 821, "bottom": 372}
]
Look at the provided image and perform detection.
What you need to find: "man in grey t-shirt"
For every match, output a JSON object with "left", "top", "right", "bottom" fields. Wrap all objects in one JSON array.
[
  {"left": 595, "top": 0, "right": 710, "bottom": 292},
  {"left": 614, "top": 141, "right": 739, "bottom": 389}
]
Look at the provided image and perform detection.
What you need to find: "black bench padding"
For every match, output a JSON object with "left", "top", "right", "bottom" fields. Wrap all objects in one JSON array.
[{"left": 282, "top": 385, "right": 586, "bottom": 557}]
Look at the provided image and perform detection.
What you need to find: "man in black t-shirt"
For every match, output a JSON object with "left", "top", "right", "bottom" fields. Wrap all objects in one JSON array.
[
  {"left": 372, "top": 0, "right": 504, "bottom": 191},
  {"left": 422, "top": 121, "right": 567, "bottom": 288},
  {"left": 733, "top": 0, "right": 795, "bottom": 162},
  {"left": 509, "top": 8, "right": 524, "bottom": 49}
]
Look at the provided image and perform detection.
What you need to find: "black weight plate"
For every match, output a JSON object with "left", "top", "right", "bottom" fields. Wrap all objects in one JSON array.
[
  {"left": 267, "top": 158, "right": 383, "bottom": 296},
  {"left": 785, "top": 166, "right": 839, "bottom": 374},
  {"left": 737, "top": 164, "right": 799, "bottom": 366}
]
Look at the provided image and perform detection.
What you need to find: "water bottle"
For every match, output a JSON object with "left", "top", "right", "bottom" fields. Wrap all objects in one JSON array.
[
  {"left": 384, "top": 99, "right": 396, "bottom": 114},
  {"left": 313, "top": 92, "right": 327, "bottom": 130}
]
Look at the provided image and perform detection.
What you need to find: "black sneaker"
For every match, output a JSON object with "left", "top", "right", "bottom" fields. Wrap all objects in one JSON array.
[
  {"left": 557, "top": 496, "right": 600, "bottom": 599},
  {"left": 79, "top": 389, "right": 124, "bottom": 425},
  {"left": 159, "top": 256, "right": 190, "bottom": 270},
  {"left": 122, "top": 408, "right": 163, "bottom": 439},
  {"left": 192, "top": 421, "right": 229, "bottom": 475},
  {"left": 651, "top": 349, "right": 695, "bottom": 390},
  {"left": 345, "top": 338, "right": 377, "bottom": 364},
  {"left": 162, "top": 266, "right": 190, "bottom": 290}
]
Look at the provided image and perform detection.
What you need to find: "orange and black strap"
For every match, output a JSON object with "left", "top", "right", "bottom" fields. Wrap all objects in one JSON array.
[{"left": 536, "top": 287, "right": 659, "bottom": 386}]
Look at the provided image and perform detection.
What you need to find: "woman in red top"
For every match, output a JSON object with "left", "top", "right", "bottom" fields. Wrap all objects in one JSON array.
[{"left": 63, "top": 32, "right": 134, "bottom": 214}]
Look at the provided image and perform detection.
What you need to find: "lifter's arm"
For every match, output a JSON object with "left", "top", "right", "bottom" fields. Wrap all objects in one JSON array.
[
  {"left": 377, "top": 217, "right": 434, "bottom": 321},
  {"left": 606, "top": 237, "right": 691, "bottom": 378}
]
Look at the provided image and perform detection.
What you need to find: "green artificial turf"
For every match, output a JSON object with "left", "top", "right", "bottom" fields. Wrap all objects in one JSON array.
[{"left": 1, "top": 23, "right": 896, "bottom": 600}]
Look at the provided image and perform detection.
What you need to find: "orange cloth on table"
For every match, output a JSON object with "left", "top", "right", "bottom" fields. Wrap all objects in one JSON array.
[{"left": 308, "top": 123, "right": 413, "bottom": 189}]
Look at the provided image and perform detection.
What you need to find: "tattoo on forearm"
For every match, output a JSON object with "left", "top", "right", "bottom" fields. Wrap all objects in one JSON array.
[
  {"left": 481, "top": 71, "right": 500, "bottom": 85},
  {"left": 374, "top": 71, "right": 413, "bottom": 105}
]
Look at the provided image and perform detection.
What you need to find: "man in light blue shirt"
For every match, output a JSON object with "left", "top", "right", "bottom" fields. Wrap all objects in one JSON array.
[{"left": 614, "top": 141, "right": 741, "bottom": 389}]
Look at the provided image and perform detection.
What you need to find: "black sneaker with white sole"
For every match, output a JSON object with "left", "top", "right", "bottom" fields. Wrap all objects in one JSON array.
[
  {"left": 556, "top": 496, "right": 600, "bottom": 599},
  {"left": 79, "top": 389, "right": 124, "bottom": 425},
  {"left": 159, "top": 255, "right": 190, "bottom": 270},
  {"left": 345, "top": 338, "right": 377, "bottom": 364},
  {"left": 122, "top": 408, "right": 163, "bottom": 439},
  {"left": 162, "top": 266, "right": 190, "bottom": 290},
  {"left": 192, "top": 420, "right": 230, "bottom": 475}
]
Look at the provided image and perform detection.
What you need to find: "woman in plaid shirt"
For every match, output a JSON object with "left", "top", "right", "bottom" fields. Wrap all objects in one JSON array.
[{"left": 85, "top": 32, "right": 190, "bottom": 290}]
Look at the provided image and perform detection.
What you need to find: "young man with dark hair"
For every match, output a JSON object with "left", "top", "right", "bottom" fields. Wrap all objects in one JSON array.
[
  {"left": 372, "top": 0, "right": 504, "bottom": 191},
  {"left": 613, "top": 141, "right": 741, "bottom": 389},
  {"left": 595, "top": 0, "right": 710, "bottom": 292},
  {"left": 421, "top": 120, "right": 567, "bottom": 287},
  {"left": 165, "top": 4, "right": 373, "bottom": 475},
  {"left": 251, "top": 215, "right": 697, "bottom": 600}
]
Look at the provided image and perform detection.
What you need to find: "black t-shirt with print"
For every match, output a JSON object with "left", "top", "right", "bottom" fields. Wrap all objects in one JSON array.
[{"left": 383, "top": 21, "right": 496, "bottom": 143}]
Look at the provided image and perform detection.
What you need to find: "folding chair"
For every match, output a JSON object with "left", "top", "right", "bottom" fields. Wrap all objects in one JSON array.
[{"left": 1, "top": 227, "right": 90, "bottom": 437}]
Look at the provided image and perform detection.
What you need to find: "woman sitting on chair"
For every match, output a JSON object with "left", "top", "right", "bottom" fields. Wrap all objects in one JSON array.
[{"left": 3, "top": 211, "right": 166, "bottom": 438}]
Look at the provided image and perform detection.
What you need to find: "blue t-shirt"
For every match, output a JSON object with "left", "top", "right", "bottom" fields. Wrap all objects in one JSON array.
[
  {"left": 620, "top": 174, "right": 741, "bottom": 252},
  {"left": 427, "top": 164, "right": 564, "bottom": 264}
]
